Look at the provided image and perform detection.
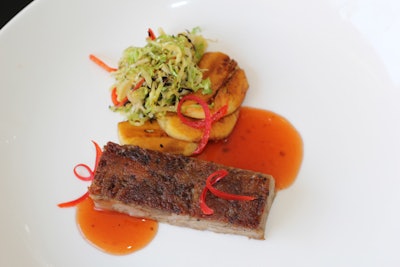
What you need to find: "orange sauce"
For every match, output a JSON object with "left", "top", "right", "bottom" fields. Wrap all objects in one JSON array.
[
  {"left": 75, "top": 106, "right": 302, "bottom": 255},
  {"left": 196, "top": 106, "right": 303, "bottom": 190},
  {"left": 76, "top": 197, "right": 158, "bottom": 255}
]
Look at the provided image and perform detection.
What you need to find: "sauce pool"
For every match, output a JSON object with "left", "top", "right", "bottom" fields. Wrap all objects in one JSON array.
[
  {"left": 196, "top": 106, "right": 303, "bottom": 190},
  {"left": 76, "top": 106, "right": 303, "bottom": 254},
  {"left": 76, "top": 197, "right": 158, "bottom": 255}
]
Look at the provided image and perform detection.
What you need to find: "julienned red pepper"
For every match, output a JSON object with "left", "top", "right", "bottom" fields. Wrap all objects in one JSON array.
[
  {"left": 206, "top": 171, "right": 256, "bottom": 201},
  {"left": 177, "top": 95, "right": 228, "bottom": 155},
  {"left": 199, "top": 186, "right": 214, "bottom": 215},
  {"left": 200, "top": 170, "right": 227, "bottom": 215},
  {"left": 111, "top": 78, "right": 145, "bottom": 107},
  {"left": 177, "top": 101, "right": 228, "bottom": 129},
  {"left": 111, "top": 88, "right": 128, "bottom": 107},
  {"left": 57, "top": 191, "right": 90, "bottom": 208},
  {"left": 147, "top": 28, "right": 156, "bottom": 40},
  {"left": 92, "top": 140, "right": 103, "bottom": 173},
  {"left": 192, "top": 111, "right": 211, "bottom": 155},
  {"left": 177, "top": 95, "right": 212, "bottom": 155},
  {"left": 57, "top": 141, "right": 102, "bottom": 208},
  {"left": 73, "top": 163, "right": 95, "bottom": 181},
  {"left": 200, "top": 169, "right": 256, "bottom": 215}
]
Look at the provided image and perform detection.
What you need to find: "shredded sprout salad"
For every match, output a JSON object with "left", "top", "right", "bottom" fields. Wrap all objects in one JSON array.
[{"left": 110, "top": 27, "right": 211, "bottom": 126}]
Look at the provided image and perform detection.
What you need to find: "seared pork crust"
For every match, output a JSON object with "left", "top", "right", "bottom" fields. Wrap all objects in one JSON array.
[{"left": 89, "top": 142, "right": 275, "bottom": 239}]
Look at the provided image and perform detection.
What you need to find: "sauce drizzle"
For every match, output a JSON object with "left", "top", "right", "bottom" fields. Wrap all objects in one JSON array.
[
  {"left": 76, "top": 197, "right": 158, "bottom": 255},
  {"left": 196, "top": 106, "right": 303, "bottom": 190}
]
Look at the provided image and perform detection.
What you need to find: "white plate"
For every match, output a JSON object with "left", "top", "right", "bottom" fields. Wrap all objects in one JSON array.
[{"left": 1, "top": 0, "right": 400, "bottom": 266}]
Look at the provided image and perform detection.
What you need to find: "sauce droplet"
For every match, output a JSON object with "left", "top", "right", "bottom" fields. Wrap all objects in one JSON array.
[
  {"left": 76, "top": 197, "right": 158, "bottom": 255},
  {"left": 196, "top": 106, "right": 303, "bottom": 190}
]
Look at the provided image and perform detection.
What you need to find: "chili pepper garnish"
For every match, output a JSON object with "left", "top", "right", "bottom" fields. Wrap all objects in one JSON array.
[
  {"left": 57, "top": 141, "right": 102, "bottom": 208},
  {"left": 89, "top": 54, "right": 117, "bottom": 72},
  {"left": 111, "top": 78, "right": 145, "bottom": 107},
  {"left": 199, "top": 186, "right": 214, "bottom": 215},
  {"left": 111, "top": 87, "right": 128, "bottom": 107},
  {"left": 147, "top": 28, "right": 156, "bottom": 40},
  {"left": 206, "top": 172, "right": 256, "bottom": 201},
  {"left": 177, "top": 95, "right": 228, "bottom": 154},
  {"left": 177, "top": 102, "right": 228, "bottom": 129},
  {"left": 200, "top": 169, "right": 256, "bottom": 215},
  {"left": 177, "top": 95, "right": 212, "bottom": 155},
  {"left": 200, "top": 170, "right": 227, "bottom": 215},
  {"left": 57, "top": 191, "right": 90, "bottom": 208}
]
